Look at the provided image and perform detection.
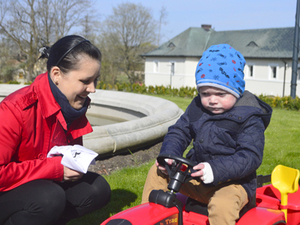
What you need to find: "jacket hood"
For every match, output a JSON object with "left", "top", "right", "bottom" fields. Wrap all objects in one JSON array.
[{"left": 234, "top": 90, "right": 272, "bottom": 129}]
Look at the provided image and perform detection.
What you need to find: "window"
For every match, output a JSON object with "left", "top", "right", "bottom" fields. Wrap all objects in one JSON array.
[
  {"left": 248, "top": 65, "right": 254, "bottom": 77},
  {"left": 153, "top": 61, "right": 159, "bottom": 73},
  {"left": 169, "top": 62, "right": 175, "bottom": 88},
  {"left": 170, "top": 62, "right": 175, "bottom": 75},
  {"left": 270, "top": 65, "right": 277, "bottom": 79}
]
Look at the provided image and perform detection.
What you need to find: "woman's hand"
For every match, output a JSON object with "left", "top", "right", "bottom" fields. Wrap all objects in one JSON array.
[{"left": 63, "top": 166, "right": 83, "bottom": 181}]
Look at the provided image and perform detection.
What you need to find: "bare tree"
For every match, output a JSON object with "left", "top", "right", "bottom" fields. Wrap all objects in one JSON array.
[
  {"left": 80, "top": 13, "right": 101, "bottom": 43},
  {"left": 0, "top": 36, "right": 22, "bottom": 82},
  {"left": 157, "top": 6, "right": 168, "bottom": 46},
  {"left": 52, "top": 0, "right": 91, "bottom": 40},
  {"left": 96, "top": 32, "right": 119, "bottom": 85},
  {"left": 101, "top": 2, "right": 158, "bottom": 84},
  {"left": 0, "top": 0, "right": 91, "bottom": 82},
  {"left": 37, "top": 0, "right": 55, "bottom": 46}
]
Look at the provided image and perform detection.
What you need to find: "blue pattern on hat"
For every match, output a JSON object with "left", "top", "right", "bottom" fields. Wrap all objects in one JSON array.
[{"left": 195, "top": 44, "right": 246, "bottom": 98}]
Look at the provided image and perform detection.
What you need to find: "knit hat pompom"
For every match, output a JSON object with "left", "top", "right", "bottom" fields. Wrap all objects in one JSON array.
[{"left": 195, "top": 44, "right": 246, "bottom": 98}]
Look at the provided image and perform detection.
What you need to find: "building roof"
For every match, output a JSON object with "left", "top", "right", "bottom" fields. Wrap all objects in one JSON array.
[{"left": 143, "top": 26, "right": 295, "bottom": 59}]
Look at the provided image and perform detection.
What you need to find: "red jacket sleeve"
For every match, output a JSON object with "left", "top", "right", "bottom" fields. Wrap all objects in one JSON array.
[
  {"left": 0, "top": 101, "right": 64, "bottom": 192},
  {"left": 0, "top": 157, "right": 64, "bottom": 191}
]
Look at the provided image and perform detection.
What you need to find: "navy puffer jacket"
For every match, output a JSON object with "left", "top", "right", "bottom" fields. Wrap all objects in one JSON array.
[{"left": 160, "top": 91, "right": 272, "bottom": 200}]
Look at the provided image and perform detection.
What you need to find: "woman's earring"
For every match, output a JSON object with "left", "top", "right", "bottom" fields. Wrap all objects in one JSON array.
[{"left": 55, "top": 81, "right": 58, "bottom": 85}]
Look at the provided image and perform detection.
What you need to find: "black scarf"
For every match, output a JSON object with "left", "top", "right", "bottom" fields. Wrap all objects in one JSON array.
[{"left": 48, "top": 74, "right": 88, "bottom": 128}]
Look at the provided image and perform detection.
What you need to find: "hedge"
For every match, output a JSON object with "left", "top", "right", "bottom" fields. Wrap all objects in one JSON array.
[
  {"left": 97, "top": 82, "right": 198, "bottom": 98},
  {"left": 97, "top": 82, "right": 300, "bottom": 111},
  {"left": 258, "top": 94, "right": 300, "bottom": 111}
]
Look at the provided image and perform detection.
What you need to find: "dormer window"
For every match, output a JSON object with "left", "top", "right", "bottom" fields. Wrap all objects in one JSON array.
[
  {"left": 168, "top": 42, "right": 176, "bottom": 48},
  {"left": 247, "top": 41, "right": 259, "bottom": 47}
]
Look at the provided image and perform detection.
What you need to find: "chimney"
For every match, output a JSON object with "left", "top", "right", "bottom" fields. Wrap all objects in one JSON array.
[{"left": 201, "top": 24, "right": 212, "bottom": 31}]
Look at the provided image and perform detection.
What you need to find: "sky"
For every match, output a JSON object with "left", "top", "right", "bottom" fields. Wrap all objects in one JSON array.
[{"left": 94, "top": 0, "right": 298, "bottom": 44}]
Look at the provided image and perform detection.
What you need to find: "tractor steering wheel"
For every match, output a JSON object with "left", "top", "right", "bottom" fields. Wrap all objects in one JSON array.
[{"left": 157, "top": 153, "right": 197, "bottom": 192}]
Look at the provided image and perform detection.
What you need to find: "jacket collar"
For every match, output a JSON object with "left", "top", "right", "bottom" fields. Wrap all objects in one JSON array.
[
  {"left": 34, "top": 72, "right": 61, "bottom": 119},
  {"left": 33, "top": 72, "right": 92, "bottom": 134}
]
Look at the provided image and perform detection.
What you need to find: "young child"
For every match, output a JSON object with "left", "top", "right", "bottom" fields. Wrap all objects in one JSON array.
[{"left": 141, "top": 44, "right": 272, "bottom": 225}]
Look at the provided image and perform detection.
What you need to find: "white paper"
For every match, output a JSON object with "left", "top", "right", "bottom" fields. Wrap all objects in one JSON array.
[{"left": 47, "top": 145, "right": 98, "bottom": 174}]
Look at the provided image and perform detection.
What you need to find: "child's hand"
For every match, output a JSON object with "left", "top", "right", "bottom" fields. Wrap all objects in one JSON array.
[
  {"left": 155, "top": 159, "right": 174, "bottom": 175},
  {"left": 191, "top": 162, "right": 214, "bottom": 184}
]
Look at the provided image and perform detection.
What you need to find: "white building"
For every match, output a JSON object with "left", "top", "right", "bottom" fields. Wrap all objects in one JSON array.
[{"left": 143, "top": 25, "right": 299, "bottom": 97}]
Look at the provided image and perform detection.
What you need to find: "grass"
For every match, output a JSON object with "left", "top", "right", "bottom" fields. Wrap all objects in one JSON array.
[
  {"left": 68, "top": 95, "right": 300, "bottom": 225},
  {"left": 68, "top": 161, "right": 155, "bottom": 225},
  {"left": 258, "top": 108, "right": 300, "bottom": 174},
  {"left": 151, "top": 94, "right": 192, "bottom": 111}
]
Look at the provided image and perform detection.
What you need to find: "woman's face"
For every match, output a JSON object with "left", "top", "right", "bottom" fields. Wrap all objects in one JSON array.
[{"left": 52, "top": 55, "right": 101, "bottom": 109}]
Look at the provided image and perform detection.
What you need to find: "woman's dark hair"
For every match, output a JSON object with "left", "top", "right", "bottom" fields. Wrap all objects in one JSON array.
[{"left": 39, "top": 35, "right": 101, "bottom": 74}]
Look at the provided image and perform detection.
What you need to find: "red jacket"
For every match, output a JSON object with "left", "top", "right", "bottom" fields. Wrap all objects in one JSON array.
[{"left": 0, "top": 72, "right": 93, "bottom": 192}]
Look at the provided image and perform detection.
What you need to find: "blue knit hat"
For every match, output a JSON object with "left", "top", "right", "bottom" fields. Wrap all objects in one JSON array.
[{"left": 195, "top": 44, "right": 246, "bottom": 98}]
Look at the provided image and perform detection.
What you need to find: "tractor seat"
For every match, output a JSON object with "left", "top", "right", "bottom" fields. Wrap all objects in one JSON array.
[{"left": 185, "top": 194, "right": 256, "bottom": 218}]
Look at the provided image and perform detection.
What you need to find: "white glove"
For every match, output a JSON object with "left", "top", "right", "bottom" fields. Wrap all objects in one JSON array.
[{"left": 201, "top": 162, "right": 214, "bottom": 184}]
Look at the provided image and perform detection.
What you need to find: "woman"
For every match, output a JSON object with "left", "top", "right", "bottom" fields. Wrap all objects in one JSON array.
[{"left": 0, "top": 35, "right": 111, "bottom": 225}]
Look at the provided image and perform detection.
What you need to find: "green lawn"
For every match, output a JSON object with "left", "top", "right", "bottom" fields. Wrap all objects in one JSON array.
[
  {"left": 69, "top": 163, "right": 155, "bottom": 225},
  {"left": 258, "top": 108, "right": 300, "bottom": 174},
  {"left": 68, "top": 96, "right": 300, "bottom": 225}
]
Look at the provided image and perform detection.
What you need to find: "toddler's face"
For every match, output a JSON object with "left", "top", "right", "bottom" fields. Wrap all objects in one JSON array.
[{"left": 199, "top": 86, "right": 237, "bottom": 114}]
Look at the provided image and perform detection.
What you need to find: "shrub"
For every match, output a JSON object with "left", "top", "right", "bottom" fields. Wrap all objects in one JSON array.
[
  {"left": 98, "top": 83, "right": 300, "bottom": 111},
  {"left": 7, "top": 80, "right": 20, "bottom": 84}
]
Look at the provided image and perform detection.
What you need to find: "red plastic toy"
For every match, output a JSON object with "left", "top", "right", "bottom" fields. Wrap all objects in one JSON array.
[{"left": 101, "top": 154, "right": 300, "bottom": 225}]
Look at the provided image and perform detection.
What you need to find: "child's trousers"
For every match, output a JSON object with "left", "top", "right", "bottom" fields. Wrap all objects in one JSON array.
[{"left": 142, "top": 164, "right": 248, "bottom": 225}]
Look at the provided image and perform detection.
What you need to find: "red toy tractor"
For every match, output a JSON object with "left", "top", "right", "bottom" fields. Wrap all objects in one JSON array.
[{"left": 101, "top": 154, "right": 300, "bottom": 225}]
